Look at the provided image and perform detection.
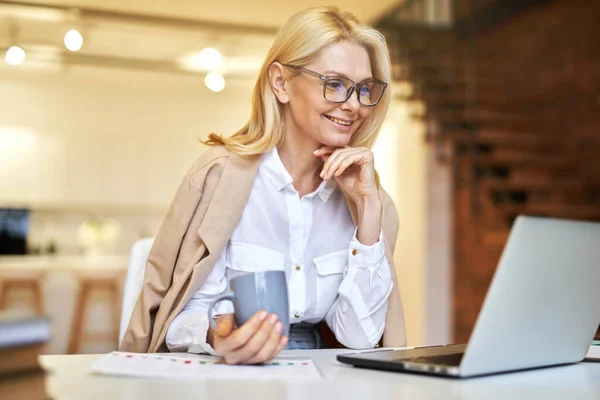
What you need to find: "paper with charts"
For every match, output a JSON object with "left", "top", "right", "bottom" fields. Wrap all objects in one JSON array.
[{"left": 90, "top": 351, "right": 322, "bottom": 381}]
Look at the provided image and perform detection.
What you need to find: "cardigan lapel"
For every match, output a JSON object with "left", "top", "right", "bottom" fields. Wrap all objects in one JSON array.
[{"left": 196, "top": 152, "right": 262, "bottom": 257}]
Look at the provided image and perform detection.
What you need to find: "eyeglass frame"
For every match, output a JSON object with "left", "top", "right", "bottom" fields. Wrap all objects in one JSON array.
[{"left": 283, "top": 65, "right": 388, "bottom": 107}]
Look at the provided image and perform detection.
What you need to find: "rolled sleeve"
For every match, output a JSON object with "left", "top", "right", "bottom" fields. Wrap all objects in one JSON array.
[
  {"left": 348, "top": 229, "right": 387, "bottom": 289},
  {"left": 348, "top": 229, "right": 385, "bottom": 269},
  {"left": 326, "top": 229, "right": 393, "bottom": 349}
]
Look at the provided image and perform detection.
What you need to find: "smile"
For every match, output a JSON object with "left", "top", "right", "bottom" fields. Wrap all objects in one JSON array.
[{"left": 324, "top": 115, "right": 353, "bottom": 127}]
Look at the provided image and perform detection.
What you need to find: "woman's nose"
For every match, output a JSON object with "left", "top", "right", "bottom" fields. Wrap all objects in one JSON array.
[{"left": 341, "top": 90, "right": 360, "bottom": 112}]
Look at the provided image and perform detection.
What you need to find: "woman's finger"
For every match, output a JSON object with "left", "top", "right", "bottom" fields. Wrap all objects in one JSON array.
[
  {"left": 313, "top": 146, "right": 335, "bottom": 157},
  {"left": 333, "top": 153, "right": 359, "bottom": 177},
  {"left": 334, "top": 150, "right": 371, "bottom": 177},
  {"left": 244, "top": 321, "right": 284, "bottom": 365},
  {"left": 270, "top": 335, "right": 289, "bottom": 359},
  {"left": 324, "top": 149, "right": 361, "bottom": 179},
  {"left": 321, "top": 148, "right": 352, "bottom": 179},
  {"left": 224, "top": 313, "right": 279, "bottom": 365},
  {"left": 216, "top": 310, "right": 267, "bottom": 355},
  {"left": 214, "top": 314, "right": 235, "bottom": 337},
  {"left": 319, "top": 148, "right": 342, "bottom": 178}
]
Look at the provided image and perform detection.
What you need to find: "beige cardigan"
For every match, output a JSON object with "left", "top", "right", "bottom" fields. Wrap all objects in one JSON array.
[{"left": 119, "top": 145, "right": 407, "bottom": 352}]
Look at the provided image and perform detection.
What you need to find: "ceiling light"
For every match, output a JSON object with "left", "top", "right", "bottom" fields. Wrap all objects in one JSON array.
[
  {"left": 64, "top": 29, "right": 84, "bottom": 52},
  {"left": 179, "top": 48, "right": 224, "bottom": 73},
  {"left": 5, "top": 46, "right": 26, "bottom": 66},
  {"left": 204, "top": 72, "right": 225, "bottom": 92},
  {"left": 197, "top": 48, "right": 222, "bottom": 70}
]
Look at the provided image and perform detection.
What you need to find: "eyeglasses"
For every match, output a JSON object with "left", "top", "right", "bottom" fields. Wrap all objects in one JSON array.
[{"left": 284, "top": 65, "right": 388, "bottom": 107}]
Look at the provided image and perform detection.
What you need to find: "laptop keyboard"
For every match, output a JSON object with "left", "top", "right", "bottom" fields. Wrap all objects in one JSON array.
[{"left": 401, "top": 352, "right": 464, "bottom": 366}]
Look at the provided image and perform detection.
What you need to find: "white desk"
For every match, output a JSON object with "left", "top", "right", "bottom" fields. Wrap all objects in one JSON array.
[{"left": 39, "top": 349, "right": 600, "bottom": 400}]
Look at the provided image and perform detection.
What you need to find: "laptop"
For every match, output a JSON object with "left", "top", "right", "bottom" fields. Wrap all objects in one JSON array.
[{"left": 338, "top": 216, "right": 600, "bottom": 378}]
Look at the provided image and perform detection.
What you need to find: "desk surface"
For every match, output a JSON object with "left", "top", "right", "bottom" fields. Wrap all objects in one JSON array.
[{"left": 40, "top": 349, "right": 600, "bottom": 400}]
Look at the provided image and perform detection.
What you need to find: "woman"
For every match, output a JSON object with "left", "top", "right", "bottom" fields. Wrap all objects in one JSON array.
[{"left": 120, "top": 6, "right": 406, "bottom": 364}]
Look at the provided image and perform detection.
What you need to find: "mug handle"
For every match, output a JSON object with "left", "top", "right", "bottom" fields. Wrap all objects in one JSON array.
[{"left": 207, "top": 292, "right": 235, "bottom": 330}]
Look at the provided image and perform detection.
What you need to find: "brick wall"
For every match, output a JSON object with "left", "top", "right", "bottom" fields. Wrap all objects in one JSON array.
[{"left": 453, "top": 0, "right": 600, "bottom": 342}]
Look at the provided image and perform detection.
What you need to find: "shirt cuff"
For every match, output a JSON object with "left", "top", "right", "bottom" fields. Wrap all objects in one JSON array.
[
  {"left": 165, "top": 310, "right": 220, "bottom": 356},
  {"left": 348, "top": 228, "right": 385, "bottom": 269}
]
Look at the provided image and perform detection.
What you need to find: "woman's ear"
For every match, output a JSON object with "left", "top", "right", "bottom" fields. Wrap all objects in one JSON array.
[{"left": 268, "top": 62, "right": 290, "bottom": 104}]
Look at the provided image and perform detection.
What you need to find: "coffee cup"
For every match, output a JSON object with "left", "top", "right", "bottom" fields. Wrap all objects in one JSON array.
[{"left": 207, "top": 270, "right": 290, "bottom": 336}]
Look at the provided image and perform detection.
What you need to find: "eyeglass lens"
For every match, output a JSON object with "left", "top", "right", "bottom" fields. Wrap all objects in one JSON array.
[{"left": 324, "top": 77, "right": 384, "bottom": 105}]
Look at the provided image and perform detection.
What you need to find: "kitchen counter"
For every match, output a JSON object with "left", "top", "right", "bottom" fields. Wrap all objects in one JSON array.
[{"left": 0, "top": 254, "right": 129, "bottom": 272}]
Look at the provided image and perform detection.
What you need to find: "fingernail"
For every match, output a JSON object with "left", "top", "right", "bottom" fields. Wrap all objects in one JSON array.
[
  {"left": 269, "top": 314, "right": 279, "bottom": 324},
  {"left": 281, "top": 336, "right": 288, "bottom": 344},
  {"left": 313, "top": 149, "right": 319, "bottom": 154},
  {"left": 275, "top": 322, "right": 283, "bottom": 333},
  {"left": 259, "top": 311, "right": 268, "bottom": 321}
]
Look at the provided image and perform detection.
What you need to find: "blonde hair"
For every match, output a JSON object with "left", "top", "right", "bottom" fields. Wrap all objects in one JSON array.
[{"left": 204, "top": 6, "right": 392, "bottom": 155}]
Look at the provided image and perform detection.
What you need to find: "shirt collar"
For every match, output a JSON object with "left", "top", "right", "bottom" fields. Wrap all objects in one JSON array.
[{"left": 260, "top": 148, "right": 337, "bottom": 203}]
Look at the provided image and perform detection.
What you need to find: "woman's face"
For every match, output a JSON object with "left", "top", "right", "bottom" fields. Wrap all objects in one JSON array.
[{"left": 283, "top": 41, "right": 374, "bottom": 148}]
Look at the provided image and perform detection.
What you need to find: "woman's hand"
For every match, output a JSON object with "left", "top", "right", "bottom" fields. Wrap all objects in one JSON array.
[
  {"left": 208, "top": 311, "right": 288, "bottom": 365},
  {"left": 314, "top": 146, "right": 383, "bottom": 246},
  {"left": 314, "top": 146, "right": 378, "bottom": 202}
]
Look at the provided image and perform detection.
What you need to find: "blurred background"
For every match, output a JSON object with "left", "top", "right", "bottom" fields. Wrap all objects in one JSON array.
[{"left": 0, "top": 0, "right": 598, "bottom": 354}]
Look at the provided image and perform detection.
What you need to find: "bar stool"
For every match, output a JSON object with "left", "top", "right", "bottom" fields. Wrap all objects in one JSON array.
[
  {"left": 68, "top": 275, "right": 122, "bottom": 354},
  {"left": 0, "top": 276, "right": 44, "bottom": 316}
]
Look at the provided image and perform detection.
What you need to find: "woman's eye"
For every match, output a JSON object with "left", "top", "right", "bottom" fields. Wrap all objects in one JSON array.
[{"left": 325, "top": 80, "right": 345, "bottom": 91}]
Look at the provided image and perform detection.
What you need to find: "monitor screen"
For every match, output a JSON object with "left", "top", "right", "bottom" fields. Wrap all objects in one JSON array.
[{"left": 0, "top": 208, "right": 29, "bottom": 255}]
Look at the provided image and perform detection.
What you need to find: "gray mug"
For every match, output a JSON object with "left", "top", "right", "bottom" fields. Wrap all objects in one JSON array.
[{"left": 207, "top": 270, "right": 290, "bottom": 336}]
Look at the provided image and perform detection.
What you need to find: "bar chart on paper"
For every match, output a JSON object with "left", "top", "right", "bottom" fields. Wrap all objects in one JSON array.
[{"left": 90, "top": 352, "right": 322, "bottom": 381}]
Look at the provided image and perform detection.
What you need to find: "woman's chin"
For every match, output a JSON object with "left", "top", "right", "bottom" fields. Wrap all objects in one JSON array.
[{"left": 321, "top": 132, "right": 352, "bottom": 148}]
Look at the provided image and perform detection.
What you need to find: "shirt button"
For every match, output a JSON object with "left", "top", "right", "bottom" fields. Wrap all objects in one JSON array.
[
  {"left": 340, "top": 300, "right": 349, "bottom": 312},
  {"left": 295, "top": 265, "right": 301, "bottom": 271},
  {"left": 352, "top": 249, "right": 358, "bottom": 256},
  {"left": 294, "top": 312, "right": 300, "bottom": 318}
]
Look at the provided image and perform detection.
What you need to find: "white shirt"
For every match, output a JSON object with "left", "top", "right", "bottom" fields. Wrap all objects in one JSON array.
[{"left": 165, "top": 148, "right": 393, "bottom": 353}]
